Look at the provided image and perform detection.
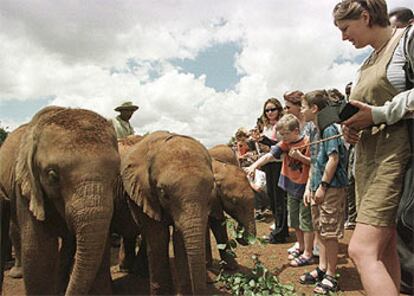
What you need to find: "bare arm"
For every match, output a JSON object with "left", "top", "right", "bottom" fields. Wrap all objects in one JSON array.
[
  {"left": 313, "top": 153, "right": 339, "bottom": 204},
  {"left": 289, "top": 149, "right": 311, "bottom": 165},
  {"left": 245, "top": 153, "right": 276, "bottom": 178}
]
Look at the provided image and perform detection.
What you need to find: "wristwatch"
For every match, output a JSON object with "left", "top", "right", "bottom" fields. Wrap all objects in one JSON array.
[{"left": 320, "top": 181, "right": 330, "bottom": 189}]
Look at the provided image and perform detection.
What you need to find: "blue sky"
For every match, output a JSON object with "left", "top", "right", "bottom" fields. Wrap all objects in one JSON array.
[
  {"left": 0, "top": 0, "right": 411, "bottom": 146},
  {"left": 172, "top": 42, "right": 243, "bottom": 92}
]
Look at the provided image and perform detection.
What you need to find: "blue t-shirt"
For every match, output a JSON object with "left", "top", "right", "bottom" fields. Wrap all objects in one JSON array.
[{"left": 309, "top": 124, "right": 348, "bottom": 191}]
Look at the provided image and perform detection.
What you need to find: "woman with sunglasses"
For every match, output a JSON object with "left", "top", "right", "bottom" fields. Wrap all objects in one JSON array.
[
  {"left": 258, "top": 98, "right": 289, "bottom": 243},
  {"left": 333, "top": 0, "right": 413, "bottom": 295}
]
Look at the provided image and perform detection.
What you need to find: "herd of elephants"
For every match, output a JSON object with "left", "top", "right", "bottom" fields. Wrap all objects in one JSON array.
[{"left": 0, "top": 106, "right": 257, "bottom": 295}]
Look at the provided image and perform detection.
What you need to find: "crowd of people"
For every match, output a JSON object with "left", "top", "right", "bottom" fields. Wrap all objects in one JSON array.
[{"left": 231, "top": 2, "right": 413, "bottom": 295}]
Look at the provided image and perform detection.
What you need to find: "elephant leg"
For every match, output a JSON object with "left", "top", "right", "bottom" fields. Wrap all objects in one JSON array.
[
  {"left": 118, "top": 235, "right": 137, "bottom": 273},
  {"left": 8, "top": 220, "right": 23, "bottom": 278},
  {"left": 173, "top": 228, "right": 192, "bottom": 294},
  {"left": 205, "top": 226, "right": 213, "bottom": 268},
  {"left": 0, "top": 200, "right": 9, "bottom": 291},
  {"left": 144, "top": 220, "right": 173, "bottom": 295},
  {"left": 209, "top": 217, "right": 238, "bottom": 270},
  {"left": 20, "top": 216, "right": 59, "bottom": 294},
  {"left": 2, "top": 201, "right": 12, "bottom": 263},
  {"left": 89, "top": 237, "right": 112, "bottom": 295}
]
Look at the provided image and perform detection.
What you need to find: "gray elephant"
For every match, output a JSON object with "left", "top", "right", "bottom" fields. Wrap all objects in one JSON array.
[
  {"left": 207, "top": 159, "right": 256, "bottom": 270},
  {"left": 120, "top": 131, "right": 215, "bottom": 295},
  {"left": 0, "top": 106, "right": 120, "bottom": 295}
]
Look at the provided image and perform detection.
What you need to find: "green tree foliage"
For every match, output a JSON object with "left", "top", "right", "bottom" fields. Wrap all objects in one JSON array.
[{"left": 0, "top": 125, "right": 8, "bottom": 145}]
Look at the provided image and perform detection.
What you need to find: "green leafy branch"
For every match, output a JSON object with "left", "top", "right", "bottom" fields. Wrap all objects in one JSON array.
[
  {"left": 0, "top": 122, "right": 9, "bottom": 145},
  {"left": 216, "top": 218, "right": 296, "bottom": 296}
]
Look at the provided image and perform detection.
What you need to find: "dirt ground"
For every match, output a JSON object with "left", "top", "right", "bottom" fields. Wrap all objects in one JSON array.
[{"left": 2, "top": 213, "right": 367, "bottom": 296}]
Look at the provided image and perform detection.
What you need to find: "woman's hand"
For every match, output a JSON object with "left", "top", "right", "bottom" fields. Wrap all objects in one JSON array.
[
  {"left": 342, "top": 125, "right": 361, "bottom": 145},
  {"left": 343, "top": 100, "right": 374, "bottom": 130}
]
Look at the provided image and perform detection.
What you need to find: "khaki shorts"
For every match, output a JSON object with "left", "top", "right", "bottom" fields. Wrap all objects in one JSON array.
[
  {"left": 311, "top": 187, "right": 346, "bottom": 239},
  {"left": 287, "top": 193, "right": 313, "bottom": 232}
]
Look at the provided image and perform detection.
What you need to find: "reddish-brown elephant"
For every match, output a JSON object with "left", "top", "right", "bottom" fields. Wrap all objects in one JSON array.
[
  {"left": 207, "top": 159, "right": 257, "bottom": 270},
  {"left": 121, "top": 131, "right": 215, "bottom": 295},
  {"left": 0, "top": 106, "right": 120, "bottom": 295},
  {"left": 208, "top": 144, "right": 239, "bottom": 166}
]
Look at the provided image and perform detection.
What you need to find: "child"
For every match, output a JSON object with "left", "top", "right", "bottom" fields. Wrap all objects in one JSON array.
[
  {"left": 235, "top": 128, "right": 255, "bottom": 167},
  {"left": 299, "top": 90, "right": 348, "bottom": 294},
  {"left": 246, "top": 114, "right": 313, "bottom": 257}
]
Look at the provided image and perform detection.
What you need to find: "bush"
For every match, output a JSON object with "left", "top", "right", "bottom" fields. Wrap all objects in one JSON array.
[{"left": 0, "top": 127, "right": 8, "bottom": 145}]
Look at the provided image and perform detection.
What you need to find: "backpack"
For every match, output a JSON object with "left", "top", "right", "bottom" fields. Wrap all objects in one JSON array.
[{"left": 397, "top": 24, "right": 414, "bottom": 295}]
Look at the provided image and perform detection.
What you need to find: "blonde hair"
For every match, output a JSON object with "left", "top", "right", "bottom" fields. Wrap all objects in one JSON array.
[
  {"left": 333, "top": 0, "right": 390, "bottom": 27},
  {"left": 276, "top": 114, "right": 300, "bottom": 132}
]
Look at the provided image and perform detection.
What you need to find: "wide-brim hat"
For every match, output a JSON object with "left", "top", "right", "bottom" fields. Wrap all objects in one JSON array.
[{"left": 114, "top": 101, "right": 139, "bottom": 112}]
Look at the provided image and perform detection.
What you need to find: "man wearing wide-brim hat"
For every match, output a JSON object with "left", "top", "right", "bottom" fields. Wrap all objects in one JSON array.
[{"left": 110, "top": 101, "right": 139, "bottom": 139}]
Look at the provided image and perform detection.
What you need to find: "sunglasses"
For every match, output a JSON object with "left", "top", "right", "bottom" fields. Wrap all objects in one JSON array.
[{"left": 265, "top": 107, "right": 278, "bottom": 113}]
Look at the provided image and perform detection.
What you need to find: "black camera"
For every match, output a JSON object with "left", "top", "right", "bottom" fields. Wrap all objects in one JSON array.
[{"left": 316, "top": 101, "right": 359, "bottom": 131}]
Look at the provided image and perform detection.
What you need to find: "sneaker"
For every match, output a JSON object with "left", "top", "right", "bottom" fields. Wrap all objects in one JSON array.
[{"left": 269, "top": 223, "right": 276, "bottom": 231}]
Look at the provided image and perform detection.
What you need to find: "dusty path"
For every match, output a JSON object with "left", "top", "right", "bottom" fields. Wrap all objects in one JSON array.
[{"left": 3, "top": 217, "right": 365, "bottom": 295}]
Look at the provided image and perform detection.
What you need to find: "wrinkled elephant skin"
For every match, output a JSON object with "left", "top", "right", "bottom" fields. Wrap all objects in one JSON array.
[
  {"left": 207, "top": 159, "right": 256, "bottom": 269},
  {"left": 121, "top": 131, "right": 215, "bottom": 295},
  {"left": 0, "top": 106, "right": 120, "bottom": 295},
  {"left": 208, "top": 144, "right": 239, "bottom": 166}
]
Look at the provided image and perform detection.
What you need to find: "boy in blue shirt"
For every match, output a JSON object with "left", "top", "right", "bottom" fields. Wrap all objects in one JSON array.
[{"left": 299, "top": 90, "right": 348, "bottom": 294}]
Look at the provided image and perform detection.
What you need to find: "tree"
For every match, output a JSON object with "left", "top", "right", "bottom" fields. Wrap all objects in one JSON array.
[{"left": 0, "top": 124, "right": 8, "bottom": 145}]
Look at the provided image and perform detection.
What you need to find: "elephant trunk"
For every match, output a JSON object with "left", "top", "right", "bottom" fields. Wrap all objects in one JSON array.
[
  {"left": 236, "top": 213, "right": 257, "bottom": 246},
  {"left": 180, "top": 216, "right": 208, "bottom": 295},
  {"left": 65, "top": 182, "right": 113, "bottom": 295}
]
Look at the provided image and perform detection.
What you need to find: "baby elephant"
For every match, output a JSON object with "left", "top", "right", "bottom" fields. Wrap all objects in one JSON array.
[
  {"left": 207, "top": 159, "right": 257, "bottom": 270},
  {"left": 0, "top": 106, "right": 120, "bottom": 295}
]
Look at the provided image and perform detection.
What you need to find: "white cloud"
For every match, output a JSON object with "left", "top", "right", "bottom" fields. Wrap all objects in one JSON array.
[{"left": 0, "top": 0, "right": 412, "bottom": 147}]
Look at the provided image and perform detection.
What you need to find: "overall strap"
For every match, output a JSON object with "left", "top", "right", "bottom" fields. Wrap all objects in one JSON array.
[{"left": 403, "top": 24, "right": 414, "bottom": 90}]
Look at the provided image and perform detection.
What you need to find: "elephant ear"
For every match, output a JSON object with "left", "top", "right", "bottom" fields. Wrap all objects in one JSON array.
[
  {"left": 121, "top": 139, "right": 162, "bottom": 221},
  {"left": 15, "top": 125, "right": 45, "bottom": 221},
  {"left": 210, "top": 160, "right": 225, "bottom": 220}
]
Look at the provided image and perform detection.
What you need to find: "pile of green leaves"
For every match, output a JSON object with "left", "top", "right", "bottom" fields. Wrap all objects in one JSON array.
[{"left": 216, "top": 219, "right": 297, "bottom": 296}]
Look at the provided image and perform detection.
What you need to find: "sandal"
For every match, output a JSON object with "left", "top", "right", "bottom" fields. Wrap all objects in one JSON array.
[
  {"left": 290, "top": 255, "right": 313, "bottom": 267},
  {"left": 299, "top": 266, "right": 325, "bottom": 285},
  {"left": 287, "top": 249, "right": 303, "bottom": 260},
  {"left": 313, "top": 274, "right": 339, "bottom": 294}
]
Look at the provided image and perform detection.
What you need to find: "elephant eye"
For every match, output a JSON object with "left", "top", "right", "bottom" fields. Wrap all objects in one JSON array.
[{"left": 46, "top": 168, "right": 60, "bottom": 184}]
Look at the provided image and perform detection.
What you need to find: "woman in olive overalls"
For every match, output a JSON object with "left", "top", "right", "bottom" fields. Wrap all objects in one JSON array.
[{"left": 333, "top": 1, "right": 412, "bottom": 295}]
